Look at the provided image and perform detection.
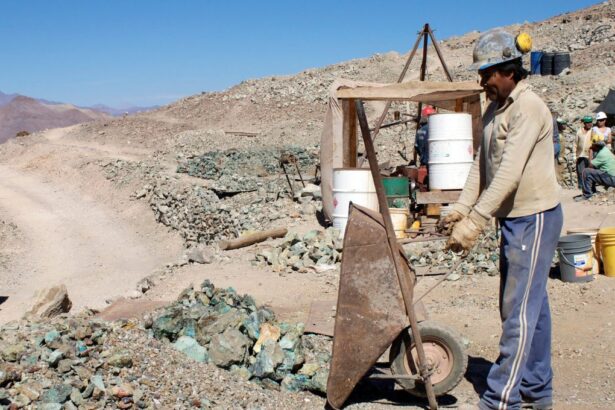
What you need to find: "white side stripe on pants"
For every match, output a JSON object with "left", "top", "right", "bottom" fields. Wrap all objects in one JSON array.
[{"left": 498, "top": 212, "right": 544, "bottom": 410}]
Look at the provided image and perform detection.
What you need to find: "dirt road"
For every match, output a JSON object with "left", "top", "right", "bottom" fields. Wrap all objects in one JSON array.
[{"left": 0, "top": 160, "right": 180, "bottom": 323}]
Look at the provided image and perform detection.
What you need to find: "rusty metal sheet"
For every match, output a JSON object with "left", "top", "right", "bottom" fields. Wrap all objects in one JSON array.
[
  {"left": 304, "top": 300, "right": 337, "bottom": 337},
  {"left": 326, "top": 204, "right": 410, "bottom": 409}
]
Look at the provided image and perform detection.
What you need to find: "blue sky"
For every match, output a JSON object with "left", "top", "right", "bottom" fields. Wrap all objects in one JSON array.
[{"left": 0, "top": 0, "right": 599, "bottom": 108}]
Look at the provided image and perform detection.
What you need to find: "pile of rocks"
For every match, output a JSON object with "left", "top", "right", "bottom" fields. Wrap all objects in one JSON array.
[
  {"left": 100, "top": 159, "right": 161, "bottom": 186},
  {"left": 559, "top": 133, "right": 577, "bottom": 189},
  {"left": 101, "top": 156, "right": 308, "bottom": 247},
  {"left": 254, "top": 229, "right": 342, "bottom": 273},
  {"left": 0, "top": 316, "right": 150, "bottom": 409},
  {"left": 405, "top": 228, "right": 500, "bottom": 276},
  {"left": 176, "top": 146, "right": 317, "bottom": 195},
  {"left": 145, "top": 176, "right": 289, "bottom": 245},
  {"left": 150, "top": 280, "right": 331, "bottom": 394},
  {"left": 0, "top": 280, "right": 333, "bottom": 409}
]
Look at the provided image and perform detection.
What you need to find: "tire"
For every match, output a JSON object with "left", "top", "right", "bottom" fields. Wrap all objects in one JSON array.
[{"left": 389, "top": 321, "right": 468, "bottom": 397}]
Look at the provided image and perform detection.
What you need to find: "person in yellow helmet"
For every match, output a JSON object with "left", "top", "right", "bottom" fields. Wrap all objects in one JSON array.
[
  {"left": 443, "top": 28, "right": 561, "bottom": 410},
  {"left": 576, "top": 133, "right": 615, "bottom": 201}
]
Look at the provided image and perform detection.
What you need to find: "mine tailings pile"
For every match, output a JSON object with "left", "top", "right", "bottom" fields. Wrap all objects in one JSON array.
[
  {"left": 151, "top": 280, "right": 331, "bottom": 393},
  {"left": 0, "top": 280, "right": 331, "bottom": 409}
]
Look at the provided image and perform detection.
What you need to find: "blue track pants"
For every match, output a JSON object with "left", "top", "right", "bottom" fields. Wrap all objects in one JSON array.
[{"left": 479, "top": 205, "right": 563, "bottom": 410}]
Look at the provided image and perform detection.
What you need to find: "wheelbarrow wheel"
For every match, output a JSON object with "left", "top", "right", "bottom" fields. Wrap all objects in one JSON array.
[{"left": 389, "top": 321, "right": 467, "bottom": 397}]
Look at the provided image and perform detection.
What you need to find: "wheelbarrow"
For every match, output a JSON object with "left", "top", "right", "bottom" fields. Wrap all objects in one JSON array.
[{"left": 326, "top": 101, "right": 467, "bottom": 410}]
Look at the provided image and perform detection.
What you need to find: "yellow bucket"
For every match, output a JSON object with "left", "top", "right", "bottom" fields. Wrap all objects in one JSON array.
[
  {"left": 389, "top": 208, "right": 409, "bottom": 239},
  {"left": 598, "top": 227, "right": 615, "bottom": 277}
]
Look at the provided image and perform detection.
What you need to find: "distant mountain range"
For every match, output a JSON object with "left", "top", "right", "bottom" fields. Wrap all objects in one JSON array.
[
  {"left": 86, "top": 103, "right": 159, "bottom": 116},
  {"left": 0, "top": 91, "right": 157, "bottom": 143}
]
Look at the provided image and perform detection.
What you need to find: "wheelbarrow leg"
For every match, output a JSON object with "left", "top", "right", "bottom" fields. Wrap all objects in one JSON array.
[{"left": 356, "top": 100, "right": 438, "bottom": 410}]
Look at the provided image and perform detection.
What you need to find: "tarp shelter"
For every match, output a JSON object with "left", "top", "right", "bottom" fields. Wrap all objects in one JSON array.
[
  {"left": 596, "top": 89, "right": 615, "bottom": 127},
  {"left": 319, "top": 79, "right": 484, "bottom": 222}
]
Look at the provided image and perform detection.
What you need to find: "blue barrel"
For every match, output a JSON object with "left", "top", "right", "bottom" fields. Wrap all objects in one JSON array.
[{"left": 530, "top": 51, "right": 543, "bottom": 75}]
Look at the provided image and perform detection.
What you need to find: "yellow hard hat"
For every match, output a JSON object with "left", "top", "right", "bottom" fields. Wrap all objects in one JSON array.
[
  {"left": 592, "top": 132, "right": 605, "bottom": 144},
  {"left": 516, "top": 32, "right": 532, "bottom": 53}
]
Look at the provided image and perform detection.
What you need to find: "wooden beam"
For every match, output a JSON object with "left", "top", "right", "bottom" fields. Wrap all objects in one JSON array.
[
  {"left": 416, "top": 190, "right": 461, "bottom": 204},
  {"left": 342, "top": 99, "right": 357, "bottom": 167},
  {"left": 224, "top": 130, "right": 258, "bottom": 137}
]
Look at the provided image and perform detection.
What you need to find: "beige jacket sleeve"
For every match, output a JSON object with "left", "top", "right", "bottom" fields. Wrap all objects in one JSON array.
[
  {"left": 452, "top": 147, "right": 481, "bottom": 216},
  {"left": 471, "top": 102, "right": 546, "bottom": 223}
]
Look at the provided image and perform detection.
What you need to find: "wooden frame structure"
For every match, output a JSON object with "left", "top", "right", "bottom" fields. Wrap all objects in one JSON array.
[{"left": 337, "top": 80, "right": 484, "bottom": 167}]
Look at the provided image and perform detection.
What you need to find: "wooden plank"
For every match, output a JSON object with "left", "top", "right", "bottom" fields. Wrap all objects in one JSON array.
[
  {"left": 342, "top": 99, "right": 357, "bottom": 167},
  {"left": 336, "top": 80, "right": 483, "bottom": 101},
  {"left": 416, "top": 190, "right": 461, "bottom": 204},
  {"left": 224, "top": 130, "right": 258, "bottom": 137},
  {"left": 218, "top": 228, "right": 287, "bottom": 250}
]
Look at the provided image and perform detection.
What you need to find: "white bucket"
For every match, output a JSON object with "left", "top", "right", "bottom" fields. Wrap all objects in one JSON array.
[
  {"left": 567, "top": 228, "right": 600, "bottom": 275},
  {"left": 332, "top": 168, "right": 378, "bottom": 237},
  {"left": 428, "top": 113, "right": 474, "bottom": 190},
  {"left": 389, "top": 208, "right": 409, "bottom": 239}
]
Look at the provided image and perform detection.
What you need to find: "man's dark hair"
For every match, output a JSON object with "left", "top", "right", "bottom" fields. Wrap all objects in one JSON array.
[{"left": 495, "top": 58, "right": 528, "bottom": 82}]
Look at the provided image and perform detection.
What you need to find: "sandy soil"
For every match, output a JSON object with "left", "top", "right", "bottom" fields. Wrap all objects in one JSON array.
[
  {"left": 0, "top": 127, "right": 184, "bottom": 322},
  {"left": 1, "top": 125, "right": 615, "bottom": 409}
]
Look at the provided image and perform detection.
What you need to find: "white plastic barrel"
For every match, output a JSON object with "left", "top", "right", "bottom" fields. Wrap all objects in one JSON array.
[
  {"left": 332, "top": 168, "right": 379, "bottom": 237},
  {"left": 428, "top": 113, "right": 474, "bottom": 190}
]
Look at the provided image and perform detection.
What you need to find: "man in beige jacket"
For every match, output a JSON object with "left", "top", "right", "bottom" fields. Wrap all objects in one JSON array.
[
  {"left": 443, "top": 29, "right": 561, "bottom": 410},
  {"left": 574, "top": 116, "right": 594, "bottom": 189}
]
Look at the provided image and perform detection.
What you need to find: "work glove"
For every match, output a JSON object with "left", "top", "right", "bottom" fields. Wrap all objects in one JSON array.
[
  {"left": 438, "top": 210, "right": 465, "bottom": 235},
  {"left": 446, "top": 211, "right": 489, "bottom": 254}
]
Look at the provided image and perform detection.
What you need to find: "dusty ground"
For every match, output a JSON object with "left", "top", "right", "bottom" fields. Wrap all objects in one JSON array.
[
  {"left": 2, "top": 126, "right": 615, "bottom": 409},
  {"left": 1, "top": 2, "right": 615, "bottom": 408},
  {"left": 0, "top": 128, "right": 184, "bottom": 322}
]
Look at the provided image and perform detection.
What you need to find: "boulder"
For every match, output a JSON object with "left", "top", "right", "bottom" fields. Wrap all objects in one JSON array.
[
  {"left": 173, "top": 336, "right": 208, "bottom": 363},
  {"left": 208, "top": 328, "right": 251, "bottom": 368},
  {"left": 186, "top": 246, "right": 214, "bottom": 264},
  {"left": 25, "top": 285, "right": 72, "bottom": 319}
]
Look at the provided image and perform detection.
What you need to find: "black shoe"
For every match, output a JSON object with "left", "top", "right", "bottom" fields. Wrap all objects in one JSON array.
[
  {"left": 574, "top": 195, "right": 591, "bottom": 202},
  {"left": 521, "top": 401, "right": 553, "bottom": 410}
]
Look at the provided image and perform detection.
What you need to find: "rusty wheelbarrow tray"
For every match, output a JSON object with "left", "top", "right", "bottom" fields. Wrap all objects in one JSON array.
[{"left": 326, "top": 101, "right": 467, "bottom": 410}]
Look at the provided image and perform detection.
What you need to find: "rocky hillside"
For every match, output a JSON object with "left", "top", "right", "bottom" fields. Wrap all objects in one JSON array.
[
  {"left": 0, "top": 96, "right": 110, "bottom": 143},
  {"left": 56, "top": 0, "right": 614, "bottom": 158}
]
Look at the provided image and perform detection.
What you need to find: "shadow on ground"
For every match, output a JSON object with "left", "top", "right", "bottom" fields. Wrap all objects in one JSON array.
[
  {"left": 465, "top": 356, "right": 493, "bottom": 397},
  {"left": 335, "top": 364, "right": 460, "bottom": 408},
  {"left": 326, "top": 356, "right": 495, "bottom": 408}
]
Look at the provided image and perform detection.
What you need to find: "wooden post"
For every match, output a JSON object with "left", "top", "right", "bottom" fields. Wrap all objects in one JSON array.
[
  {"left": 361, "top": 26, "right": 425, "bottom": 152},
  {"left": 342, "top": 99, "right": 358, "bottom": 167},
  {"left": 356, "top": 100, "right": 438, "bottom": 410}
]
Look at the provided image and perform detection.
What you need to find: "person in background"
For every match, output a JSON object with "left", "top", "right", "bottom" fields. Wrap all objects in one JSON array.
[
  {"left": 552, "top": 114, "right": 560, "bottom": 164},
  {"left": 593, "top": 111, "right": 612, "bottom": 149},
  {"left": 414, "top": 105, "right": 436, "bottom": 166},
  {"left": 574, "top": 116, "right": 594, "bottom": 189},
  {"left": 576, "top": 133, "right": 615, "bottom": 201}
]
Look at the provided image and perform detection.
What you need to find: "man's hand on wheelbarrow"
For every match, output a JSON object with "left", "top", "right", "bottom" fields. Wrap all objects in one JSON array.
[
  {"left": 438, "top": 209, "right": 465, "bottom": 235},
  {"left": 446, "top": 211, "right": 488, "bottom": 254}
]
